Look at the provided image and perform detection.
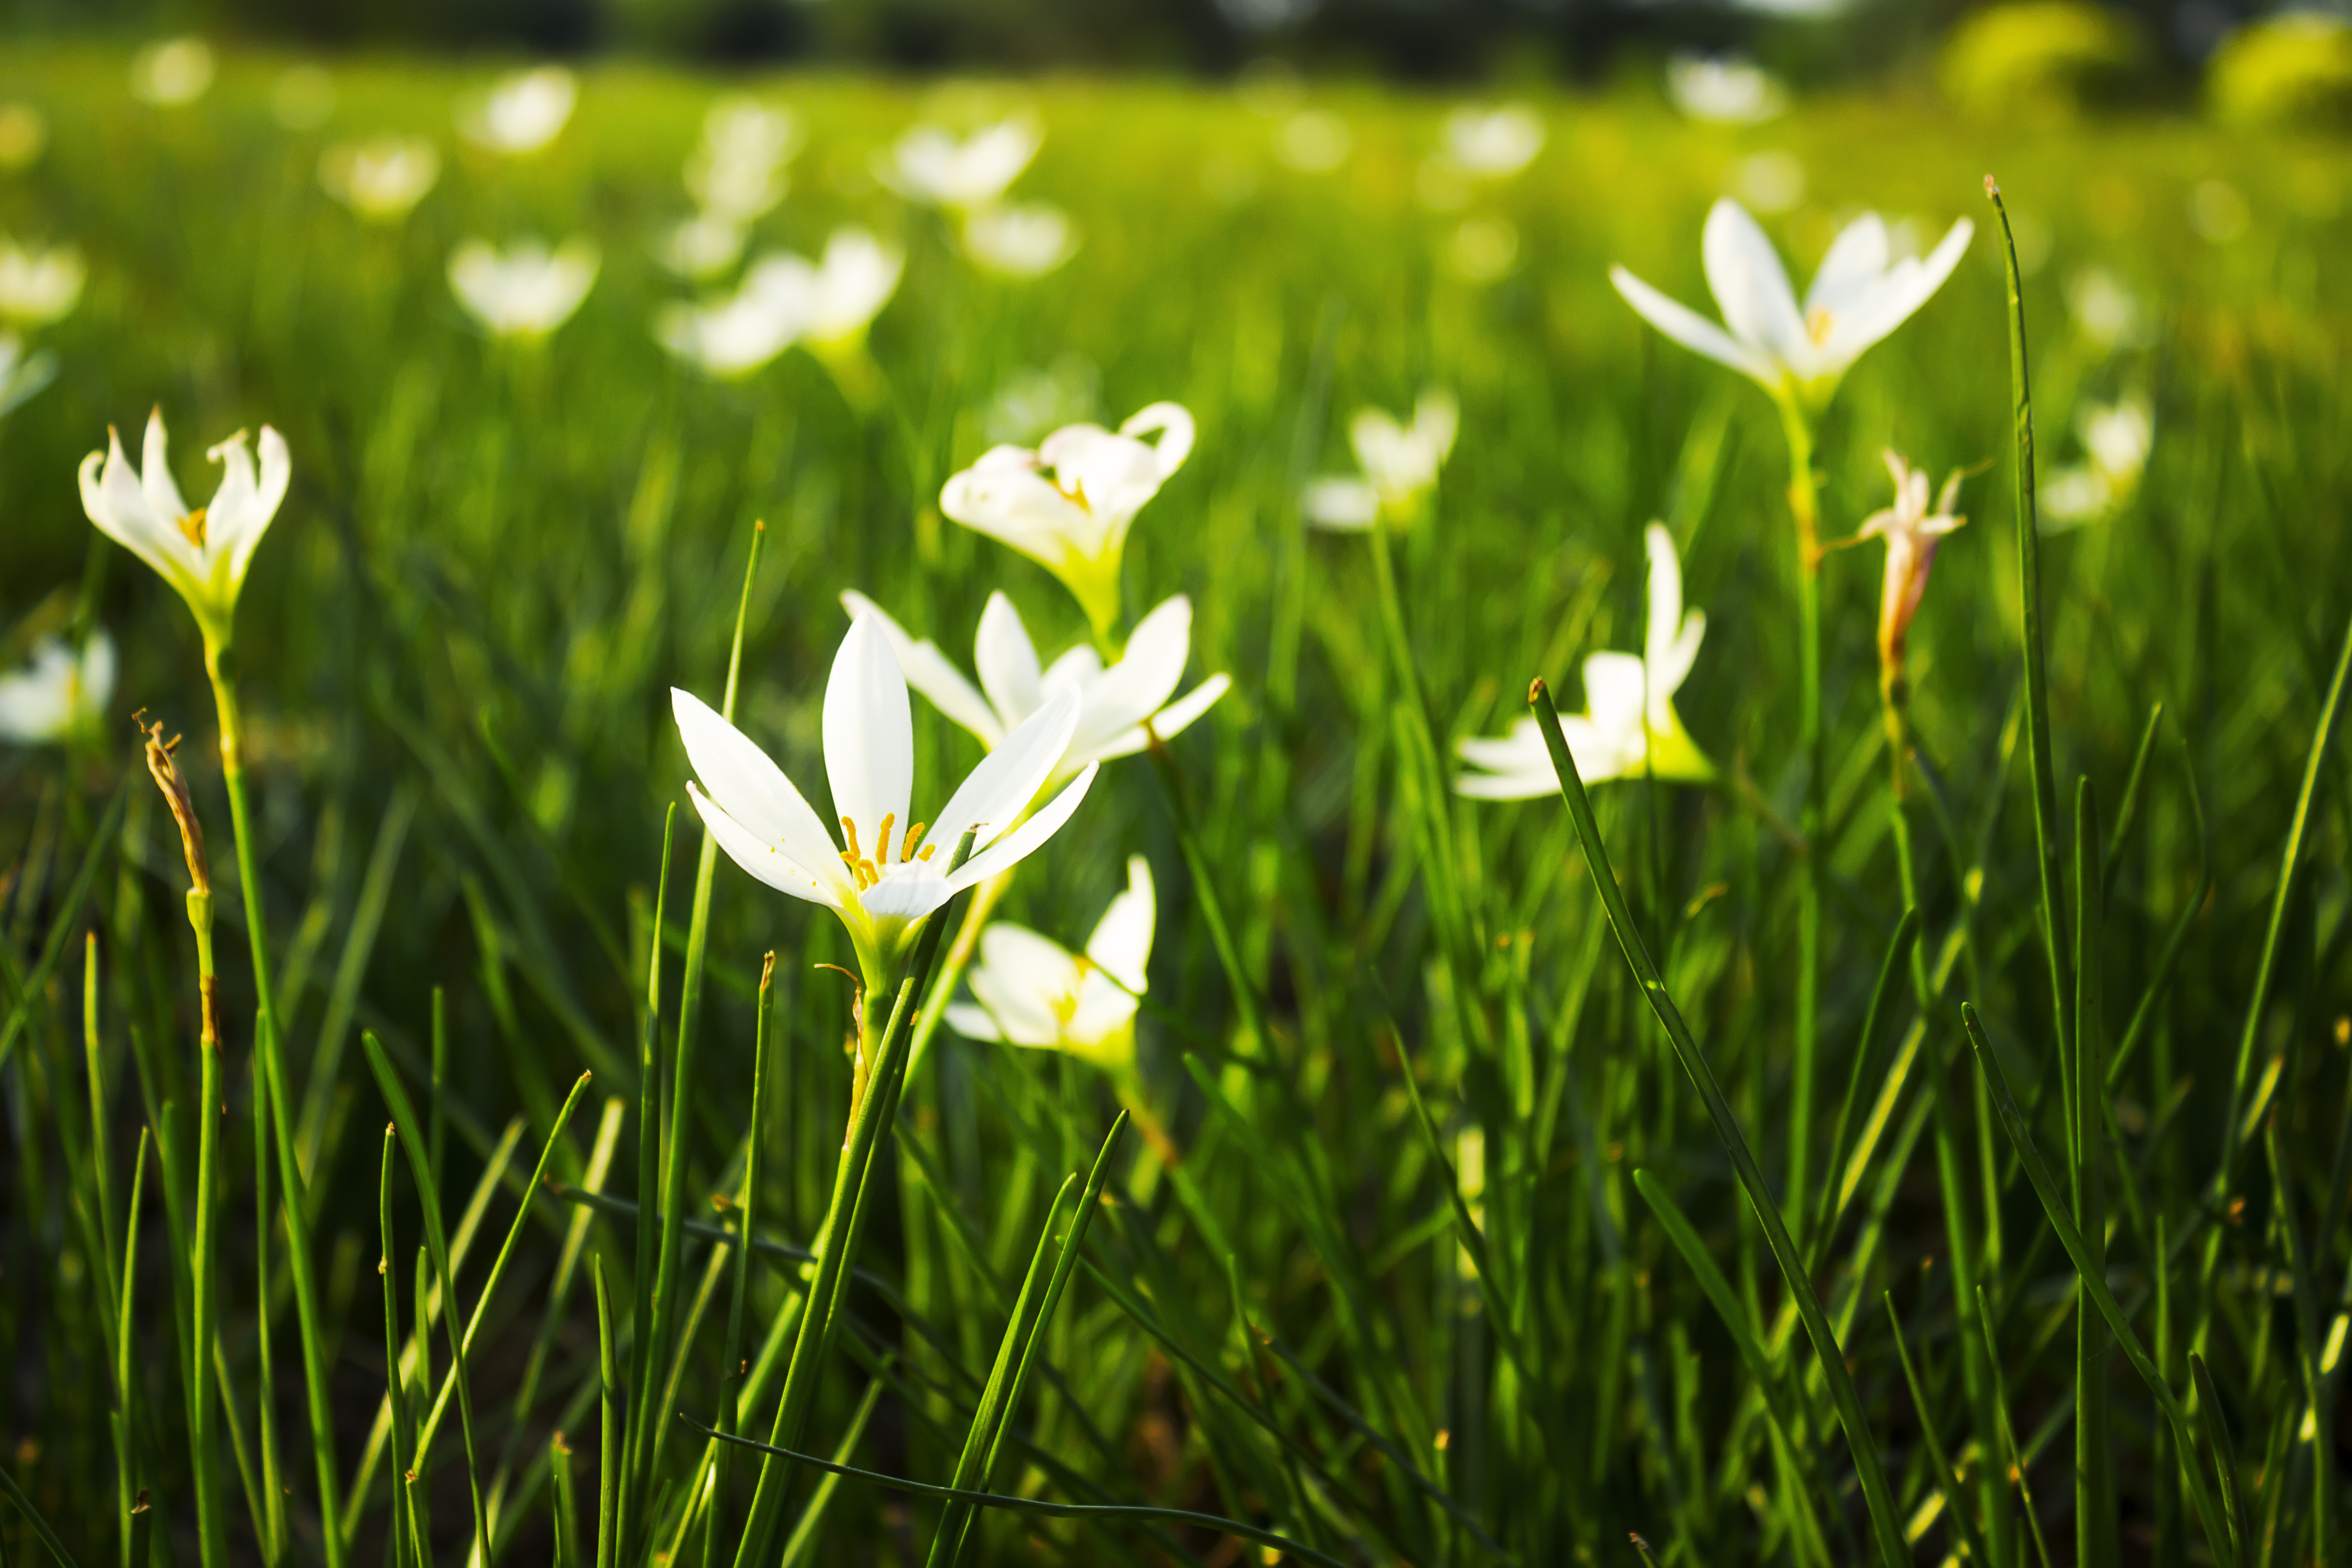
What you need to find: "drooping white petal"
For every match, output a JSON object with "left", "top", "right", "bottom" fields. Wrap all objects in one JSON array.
[
  {"left": 944, "top": 1001, "right": 1006, "bottom": 1042},
  {"left": 139, "top": 410, "right": 191, "bottom": 525},
  {"left": 1119, "top": 401, "right": 1196, "bottom": 480},
  {"left": 946, "top": 760, "right": 1098, "bottom": 892},
  {"left": 824, "top": 615, "right": 915, "bottom": 852},
  {"left": 974, "top": 592, "right": 1044, "bottom": 729},
  {"left": 1702, "top": 198, "right": 1806, "bottom": 365},
  {"left": 1609, "top": 266, "right": 1775, "bottom": 384},
  {"left": 839, "top": 591, "right": 1005, "bottom": 747},
  {"left": 930, "top": 686, "right": 1079, "bottom": 855},
  {"left": 1085, "top": 855, "right": 1155, "bottom": 993},
  {"left": 686, "top": 781, "right": 838, "bottom": 906},
  {"left": 671, "top": 687, "right": 848, "bottom": 900}
]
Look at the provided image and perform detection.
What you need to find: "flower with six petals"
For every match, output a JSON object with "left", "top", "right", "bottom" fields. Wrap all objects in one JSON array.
[
  {"left": 884, "top": 119, "right": 1041, "bottom": 212},
  {"left": 449, "top": 236, "right": 600, "bottom": 340},
  {"left": 946, "top": 855, "right": 1154, "bottom": 1073}
]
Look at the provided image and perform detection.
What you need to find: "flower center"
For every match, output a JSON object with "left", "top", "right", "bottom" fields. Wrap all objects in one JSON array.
[
  {"left": 839, "top": 813, "right": 934, "bottom": 891},
  {"left": 1806, "top": 307, "right": 1835, "bottom": 347},
  {"left": 176, "top": 507, "right": 208, "bottom": 548},
  {"left": 1052, "top": 956, "right": 1098, "bottom": 1025},
  {"left": 1050, "top": 474, "right": 1093, "bottom": 513}
]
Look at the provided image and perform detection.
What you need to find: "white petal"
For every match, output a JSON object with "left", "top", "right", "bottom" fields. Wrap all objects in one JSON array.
[
  {"left": 824, "top": 615, "right": 914, "bottom": 852},
  {"left": 1119, "top": 402, "right": 1196, "bottom": 480},
  {"left": 1076, "top": 594, "right": 1190, "bottom": 750},
  {"left": 671, "top": 687, "right": 848, "bottom": 899},
  {"left": 1643, "top": 523, "right": 1684, "bottom": 679},
  {"left": 1067, "top": 972, "right": 1140, "bottom": 1047},
  {"left": 1084, "top": 855, "right": 1155, "bottom": 993},
  {"left": 980, "top": 922, "right": 1083, "bottom": 1003},
  {"left": 930, "top": 686, "right": 1079, "bottom": 855},
  {"left": 1803, "top": 213, "right": 1891, "bottom": 318},
  {"left": 686, "top": 780, "right": 838, "bottom": 906},
  {"left": 1610, "top": 266, "right": 1775, "bottom": 385},
  {"left": 1818, "top": 218, "right": 1973, "bottom": 372},
  {"left": 944, "top": 1001, "right": 1006, "bottom": 1043},
  {"left": 1702, "top": 198, "right": 1806, "bottom": 364},
  {"left": 1039, "top": 646, "right": 1102, "bottom": 691},
  {"left": 973, "top": 592, "right": 1044, "bottom": 729},
  {"left": 208, "top": 426, "right": 290, "bottom": 586},
  {"left": 946, "top": 760, "right": 1098, "bottom": 892},
  {"left": 139, "top": 410, "right": 191, "bottom": 527},
  {"left": 840, "top": 591, "right": 1004, "bottom": 748},
  {"left": 1582, "top": 651, "right": 1649, "bottom": 741},
  {"left": 1301, "top": 476, "right": 1379, "bottom": 530},
  {"left": 80, "top": 433, "right": 196, "bottom": 588},
  {"left": 1455, "top": 719, "right": 1548, "bottom": 774},
  {"left": 967, "top": 963, "right": 1066, "bottom": 1048},
  {"left": 1084, "top": 673, "right": 1230, "bottom": 764}
]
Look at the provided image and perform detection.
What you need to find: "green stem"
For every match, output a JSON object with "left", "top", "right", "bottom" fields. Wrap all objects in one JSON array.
[
  {"left": 192, "top": 1033, "right": 228, "bottom": 1568},
  {"left": 709, "top": 952, "right": 778, "bottom": 1568},
  {"left": 1776, "top": 394, "right": 1825, "bottom": 1240}
]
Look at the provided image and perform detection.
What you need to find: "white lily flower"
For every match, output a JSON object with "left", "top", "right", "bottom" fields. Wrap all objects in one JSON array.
[
  {"left": 946, "top": 856, "right": 1154, "bottom": 1072},
  {"left": 1457, "top": 523, "right": 1712, "bottom": 798},
  {"left": 78, "top": 410, "right": 290, "bottom": 655},
  {"left": 960, "top": 203, "right": 1078, "bottom": 279},
  {"left": 449, "top": 236, "right": 599, "bottom": 340},
  {"left": 841, "top": 590, "right": 1230, "bottom": 794},
  {"left": 701, "top": 98, "right": 801, "bottom": 167},
  {"left": 1442, "top": 105, "right": 1544, "bottom": 179},
  {"left": 131, "top": 39, "right": 215, "bottom": 108},
  {"left": 654, "top": 274, "right": 802, "bottom": 380},
  {"left": 1303, "top": 390, "right": 1458, "bottom": 532},
  {"left": 655, "top": 212, "right": 748, "bottom": 281},
  {"left": 319, "top": 137, "right": 441, "bottom": 224},
  {"left": 0, "top": 633, "right": 115, "bottom": 746},
  {"left": 884, "top": 119, "right": 1041, "bottom": 212},
  {"left": 939, "top": 402, "right": 1196, "bottom": 640},
  {"left": 742, "top": 229, "right": 903, "bottom": 348},
  {"left": 1611, "top": 198, "right": 1972, "bottom": 414},
  {"left": 1857, "top": 451, "right": 1965, "bottom": 677},
  {"left": 461, "top": 67, "right": 576, "bottom": 156},
  {"left": 673, "top": 614, "right": 1099, "bottom": 996},
  {"left": 2041, "top": 393, "right": 2153, "bottom": 530},
  {"left": 1665, "top": 54, "right": 1786, "bottom": 125},
  {"left": 0, "top": 333, "right": 55, "bottom": 420},
  {"left": 685, "top": 98, "right": 799, "bottom": 221},
  {"left": 0, "top": 239, "right": 84, "bottom": 326}
]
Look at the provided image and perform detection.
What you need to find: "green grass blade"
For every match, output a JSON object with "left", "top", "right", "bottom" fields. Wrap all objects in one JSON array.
[
  {"left": 2073, "top": 777, "right": 2115, "bottom": 1568},
  {"left": 1810, "top": 906, "right": 1919, "bottom": 1270},
  {"left": 378, "top": 1127, "right": 418, "bottom": 1568},
  {"left": 2099, "top": 703, "right": 2163, "bottom": 905},
  {"left": 0, "top": 1463, "right": 84, "bottom": 1568},
  {"left": 0, "top": 777, "right": 128, "bottom": 1073},
  {"left": 595, "top": 1256, "right": 620, "bottom": 1568},
  {"left": 2190, "top": 1353, "right": 2248, "bottom": 1566},
  {"left": 1883, "top": 1291, "right": 1990, "bottom": 1567},
  {"left": 1978, "top": 1285, "right": 2057, "bottom": 1568},
  {"left": 778, "top": 1379, "right": 888, "bottom": 1568}
]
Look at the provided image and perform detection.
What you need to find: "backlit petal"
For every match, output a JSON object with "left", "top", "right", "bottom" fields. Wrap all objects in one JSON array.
[
  {"left": 686, "top": 781, "right": 837, "bottom": 906},
  {"left": 1085, "top": 855, "right": 1155, "bottom": 993},
  {"left": 1702, "top": 198, "right": 1805, "bottom": 363},
  {"left": 671, "top": 687, "right": 847, "bottom": 899},
  {"left": 824, "top": 614, "right": 914, "bottom": 848},
  {"left": 946, "top": 760, "right": 1098, "bottom": 892},
  {"left": 840, "top": 591, "right": 1004, "bottom": 748},
  {"left": 931, "top": 686, "right": 1078, "bottom": 854},
  {"left": 138, "top": 409, "right": 191, "bottom": 528},
  {"left": 974, "top": 592, "right": 1044, "bottom": 729},
  {"left": 1610, "top": 266, "right": 1775, "bottom": 385},
  {"left": 1803, "top": 213, "right": 1890, "bottom": 319}
]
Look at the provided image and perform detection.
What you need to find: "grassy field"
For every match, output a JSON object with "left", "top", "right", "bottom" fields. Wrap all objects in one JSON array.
[{"left": 2, "top": 38, "right": 2351, "bottom": 1568}]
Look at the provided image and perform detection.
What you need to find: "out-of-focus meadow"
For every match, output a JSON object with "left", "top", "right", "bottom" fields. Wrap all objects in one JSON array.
[{"left": 3, "top": 11, "right": 2352, "bottom": 1565}]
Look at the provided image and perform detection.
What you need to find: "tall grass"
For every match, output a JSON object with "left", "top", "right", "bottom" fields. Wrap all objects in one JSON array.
[{"left": 2, "top": 41, "right": 2351, "bottom": 1566}]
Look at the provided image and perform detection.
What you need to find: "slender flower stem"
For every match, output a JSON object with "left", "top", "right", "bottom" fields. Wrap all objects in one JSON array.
[
  {"left": 202, "top": 653, "right": 346, "bottom": 1567},
  {"left": 707, "top": 951, "right": 778, "bottom": 1568},
  {"left": 1775, "top": 394, "right": 1825, "bottom": 1236},
  {"left": 192, "top": 1012, "right": 228, "bottom": 1568}
]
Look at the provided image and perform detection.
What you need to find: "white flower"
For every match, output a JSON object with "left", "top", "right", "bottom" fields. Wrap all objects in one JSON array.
[
  {"left": 672, "top": 614, "right": 1099, "bottom": 996},
  {"left": 741, "top": 229, "right": 902, "bottom": 348},
  {"left": 1457, "top": 523, "right": 1712, "bottom": 797},
  {"left": 1665, "top": 54, "right": 1786, "bottom": 125},
  {"left": 1611, "top": 197, "right": 1973, "bottom": 413},
  {"left": 939, "top": 402, "right": 1196, "bottom": 639},
  {"left": 448, "top": 236, "right": 599, "bottom": 340},
  {"left": 1303, "top": 390, "right": 1458, "bottom": 531},
  {"left": 1857, "top": 452, "right": 1965, "bottom": 675},
  {"left": 1442, "top": 105, "right": 1544, "bottom": 179},
  {"left": 701, "top": 98, "right": 801, "bottom": 167},
  {"left": 960, "top": 203, "right": 1078, "bottom": 279},
  {"left": 840, "top": 590, "right": 1230, "bottom": 794},
  {"left": 686, "top": 98, "right": 799, "bottom": 221},
  {"left": 884, "top": 119, "right": 1041, "bottom": 211},
  {"left": 319, "top": 137, "right": 441, "bottom": 224},
  {"left": 0, "top": 333, "right": 55, "bottom": 420},
  {"left": 2041, "top": 394, "right": 2153, "bottom": 530},
  {"left": 946, "top": 856, "right": 1154, "bottom": 1071},
  {"left": 78, "top": 410, "right": 290, "bottom": 654},
  {"left": 0, "top": 634, "right": 115, "bottom": 745},
  {"left": 654, "top": 275, "right": 801, "bottom": 380},
  {"left": 461, "top": 67, "right": 576, "bottom": 156},
  {"left": 0, "top": 105, "right": 48, "bottom": 170},
  {"left": 655, "top": 212, "right": 748, "bottom": 281},
  {"left": 0, "top": 239, "right": 83, "bottom": 326},
  {"left": 131, "top": 39, "right": 215, "bottom": 108}
]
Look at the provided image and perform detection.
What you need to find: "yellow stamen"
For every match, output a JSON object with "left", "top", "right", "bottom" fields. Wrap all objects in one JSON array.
[
  {"left": 900, "top": 821, "right": 928, "bottom": 863},
  {"left": 840, "top": 815, "right": 864, "bottom": 863},
  {"left": 875, "top": 813, "right": 895, "bottom": 867},
  {"left": 918, "top": 843, "right": 936, "bottom": 862},
  {"left": 176, "top": 507, "right": 209, "bottom": 548},
  {"left": 1806, "top": 307, "right": 1834, "bottom": 347}
]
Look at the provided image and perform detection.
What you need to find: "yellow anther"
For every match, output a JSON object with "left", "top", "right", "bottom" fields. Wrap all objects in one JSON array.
[
  {"left": 1806, "top": 307, "right": 1835, "bottom": 347},
  {"left": 176, "top": 507, "right": 209, "bottom": 548},
  {"left": 875, "top": 813, "right": 896, "bottom": 866},
  {"left": 840, "top": 815, "right": 865, "bottom": 864},
  {"left": 900, "top": 821, "right": 929, "bottom": 863},
  {"left": 917, "top": 843, "right": 936, "bottom": 862}
]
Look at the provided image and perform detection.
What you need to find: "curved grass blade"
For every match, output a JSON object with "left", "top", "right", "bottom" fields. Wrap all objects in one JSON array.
[
  {"left": 1883, "top": 1291, "right": 1990, "bottom": 1566},
  {"left": 2190, "top": 1352, "right": 2248, "bottom": 1567},
  {"left": 0, "top": 1462, "right": 83, "bottom": 1568}
]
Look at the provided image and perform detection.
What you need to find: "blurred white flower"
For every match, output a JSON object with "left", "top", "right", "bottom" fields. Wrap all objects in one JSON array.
[
  {"left": 319, "top": 137, "right": 441, "bottom": 224},
  {"left": 461, "top": 67, "right": 576, "bottom": 156},
  {"left": 1612, "top": 198, "right": 1972, "bottom": 413},
  {"left": 1276, "top": 110, "right": 1352, "bottom": 173},
  {"left": 1731, "top": 150, "right": 1807, "bottom": 216},
  {"left": 946, "top": 856, "right": 1156, "bottom": 1072},
  {"left": 131, "top": 39, "right": 216, "bottom": 108},
  {"left": 0, "top": 634, "right": 116, "bottom": 746},
  {"left": 960, "top": 202, "right": 1078, "bottom": 278},
  {"left": 672, "top": 614, "right": 1098, "bottom": 997},
  {"left": 2066, "top": 266, "right": 2146, "bottom": 351},
  {"left": 884, "top": 119, "right": 1041, "bottom": 211},
  {"left": 1666, "top": 54, "right": 1787, "bottom": 125},
  {"left": 78, "top": 410, "right": 290, "bottom": 654},
  {"left": 0, "top": 105, "right": 47, "bottom": 170},
  {"left": 0, "top": 239, "right": 84, "bottom": 326},
  {"left": 655, "top": 274, "right": 801, "bottom": 380},
  {"left": 273, "top": 64, "right": 336, "bottom": 129},
  {"left": 655, "top": 211, "right": 749, "bottom": 281},
  {"left": 1301, "top": 477, "right": 1379, "bottom": 530},
  {"left": 0, "top": 333, "right": 56, "bottom": 419},
  {"left": 448, "top": 236, "right": 599, "bottom": 340},
  {"left": 940, "top": 402, "right": 1196, "bottom": 640},
  {"left": 841, "top": 590, "right": 1230, "bottom": 793},
  {"left": 1857, "top": 451, "right": 1966, "bottom": 677},
  {"left": 1442, "top": 105, "right": 1544, "bottom": 179},
  {"left": 1458, "top": 523, "right": 1713, "bottom": 796},
  {"left": 1443, "top": 216, "right": 1520, "bottom": 283},
  {"left": 1308, "top": 390, "right": 1457, "bottom": 529},
  {"left": 742, "top": 228, "right": 902, "bottom": 347},
  {"left": 700, "top": 97, "right": 800, "bottom": 167},
  {"left": 2042, "top": 394, "right": 2153, "bottom": 530},
  {"left": 982, "top": 356, "right": 1099, "bottom": 445}
]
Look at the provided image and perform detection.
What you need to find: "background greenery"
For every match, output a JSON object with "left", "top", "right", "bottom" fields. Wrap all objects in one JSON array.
[{"left": 1, "top": 38, "right": 2349, "bottom": 1567}]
